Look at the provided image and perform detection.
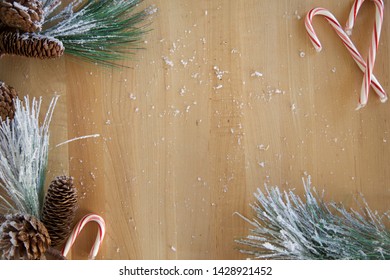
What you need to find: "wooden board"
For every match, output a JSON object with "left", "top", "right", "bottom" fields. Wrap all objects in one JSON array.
[{"left": 0, "top": 0, "right": 389, "bottom": 259}]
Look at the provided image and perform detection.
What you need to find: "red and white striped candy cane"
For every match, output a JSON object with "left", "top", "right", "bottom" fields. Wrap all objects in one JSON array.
[
  {"left": 345, "top": 0, "right": 366, "bottom": 36},
  {"left": 62, "top": 214, "right": 106, "bottom": 260},
  {"left": 345, "top": 0, "right": 384, "bottom": 108},
  {"left": 305, "top": 7, "right": 387, "bottom": 107}
]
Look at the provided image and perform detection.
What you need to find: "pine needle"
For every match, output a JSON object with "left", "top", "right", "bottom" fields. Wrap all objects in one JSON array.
[
  {"left": 236, "top": 176, "right": 390, "bottom": 259},
  {"left": 0, "top": 96, "right": 58, "bottom": 218},
  {"left": 40, "top": 0, "right": 153, "bottom": 66}
]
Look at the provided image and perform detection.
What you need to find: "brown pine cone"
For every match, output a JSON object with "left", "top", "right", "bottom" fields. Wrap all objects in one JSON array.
[
  {"left": 0, "top": 213, "right": 51, "bottom": 260},
  {"left": 45, "top": 247, "right": 67, "bottom": 260},
  {"left": 0, "top": 0, "right": 44, "bottom": 32},
  {"left": 41, "top": 176, "right": 78, "bottom": 247},
  {"left": 0, "top": 81, "right": 18, "bottom": 121},
  {"left": 0, "top": 29, "right": 64, "bottom": 58}
]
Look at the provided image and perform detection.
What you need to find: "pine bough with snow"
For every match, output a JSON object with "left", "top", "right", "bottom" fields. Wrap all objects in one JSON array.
[
  {"left": 237, "top": 177, "right": 390, "bottom": 259},
  {"left": 0, "top": 0, "right": 152, "bottom": 65}
]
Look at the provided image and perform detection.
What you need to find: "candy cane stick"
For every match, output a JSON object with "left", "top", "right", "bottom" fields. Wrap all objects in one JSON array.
[
  {"left": 62, "top": 214, "right": 106, "bottom": 260},
  {"left": 345, "top": 0, "right": 366, "bottom": 36},
  {"left": 305, "top": 7, "right": 387, "bottom": 107},
  {"left": 345, "top": 0, "right": 384, "bottom": 108}
]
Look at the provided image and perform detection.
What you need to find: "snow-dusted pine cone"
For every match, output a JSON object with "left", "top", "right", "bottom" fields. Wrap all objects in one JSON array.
[
  {"left": 0, "top": 213, "right": 51, "bottom": 260},
  {"left": 41, "top": 176, "right": 78, "bottom": 247},
  {"left": 0, "top": 80, "right": 18, "bottom": 121},
  {"left": 0, "top": 29, "right": 64, "bottom": 58},
  {"left": 0, "top": 0, "right": 44, "bottom": 32}
]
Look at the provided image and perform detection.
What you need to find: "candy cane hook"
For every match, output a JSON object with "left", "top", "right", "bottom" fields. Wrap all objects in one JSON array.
[
  {"left": 62, "top": 214, "right": 106, "bottom": 260},
  {"left": 305, "top": 7, "right": 387, "bottom": 107},
  {"left": 345, "top": 0, "right": 385, "bottom": 108},
  {"left": 345, "top": 0, "right": 366, "bottom": 35}
]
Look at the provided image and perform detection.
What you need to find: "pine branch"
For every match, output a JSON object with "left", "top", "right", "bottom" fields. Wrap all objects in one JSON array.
[
  {"left": 0, "top": 96, "right": 58, "bottom": 218},
  {"left": 236, "top": 177, "right": 390, "bottom": 259},
  {"left": 40, "top": 0, "right": 153, "bottom": 66}
]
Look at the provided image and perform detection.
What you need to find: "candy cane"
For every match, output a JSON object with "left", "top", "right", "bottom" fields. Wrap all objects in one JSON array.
[
  {"left": 305, "top": 7, "right": 387, "bottom": 107},
  {"left": 62, "top": 214, "right": 106, "bottom": 260},
  {"left": 345, "top": 0, "right": 366, "bottom": 36},
  {"left": 345, "top": 0, "right": 384, "bottom": 108}
]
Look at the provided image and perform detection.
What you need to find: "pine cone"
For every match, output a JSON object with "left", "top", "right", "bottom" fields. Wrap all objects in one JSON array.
[
  {"left": 0, "top": 0, "right": 44, "bottom": 32},
  {"left": 0, "top": 81, "right": 18, "bottom": 121},
  {"left": 0, "top": 29, "right": 64, "bottom": 58},
  {"left": 0, "top": 213, "right": 51, "bottom": 260},
  {"left": 41, "top": 176, "right": 78, "bottom": 247}
]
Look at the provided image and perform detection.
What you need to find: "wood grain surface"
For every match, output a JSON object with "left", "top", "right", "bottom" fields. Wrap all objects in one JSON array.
[{"left": 0, "top": 0, "right": 390, "bottom": 259}]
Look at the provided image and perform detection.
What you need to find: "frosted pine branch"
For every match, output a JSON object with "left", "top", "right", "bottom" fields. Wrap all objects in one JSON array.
[
  {"left": 0, "top": 96, "right": 58, "bottom": 218},
  {"left": 40, "top": 0, "right": 151, "bottom": 66},
  {"left": 236, "top": 177, "right": 390, "bottom": 259}
]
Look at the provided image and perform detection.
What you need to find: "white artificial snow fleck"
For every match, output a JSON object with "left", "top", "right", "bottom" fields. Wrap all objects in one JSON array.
[
  {"left": 162, "top": 56, "right": 174, "bottom": 67},
  {"left": 258, "top": 144, "right": 270, "bottom": 151},
  {"left": 213, "top": 65, "right": 227, "bottom": 80},
  {"left": 299, "top": 51, "right": 305, "bottom": 58},
  {"left": 214, "top": 84, "right": 223, "bottom": 90},
  {"left": 129, "top": 93, "right": 137, "bottom": 100},
  {"left": 170, "top": 246, "right": 177, "bottom": 252},
  {"left": 173, "top": 109, "right": 180, "bottom": 116},
  {"left": 291, "top": 103, "right": 296, "bottom": 111},
  {"left": 258, "top": 162, "right": 265, "bottom": 168},
  {"left": 294, "top": 10, "right": 301, "bottom": 20},
  {"left": 276, "top": 89, "right": 284, "bottom": 94},
  {"left": 251, "top": 71, "right": 263, "bottom": 77},
  {"left": 105, "top": 120, "right": 111, "bottom": 125},
  {"left": 331, "top": 67, "right": 337, "bottom": 73},
  {"left": 200, "top": 37, "right": 206, "bottom": 44},
  {"left": 205, "top": 10, "right": 208, "bottom": 15},
  {"left": 191, "top": 73, "right": 200, "bottom": 79},
  {"left": 170, "top": 42, "right": 177, "bottom": 53},
  {"left": 180, "top": 59, "right": 188, "bottom": 67},
  {"left": 179, "top": 86, "right": 187, "bottom": 96}
]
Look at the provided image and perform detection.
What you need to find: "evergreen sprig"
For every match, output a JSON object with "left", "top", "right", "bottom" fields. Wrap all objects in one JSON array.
[
  {"left": 0, "top": 96, "right": 57, "bottom": 218},
  {"left": 236, "top": 177, "right": 390, "bottom": 259},
  {"left": 41, "top": 0, "right": 152, "bottom": 66}
]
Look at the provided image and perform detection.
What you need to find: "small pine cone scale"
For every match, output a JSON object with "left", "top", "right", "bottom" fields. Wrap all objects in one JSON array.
[
  {"left": 0, "top": 213, "right": 51, "bottom": 260},
  {"left": 0, "top": 0, "right": 44, "bottom": 32},
  {"left": 0, "top": 80, "right": 18, "bottom": 121},
  {"left": 41, "top": 176, "right": 78, "bottom": 247},
  {"left": 0, "top": 29, "right": 64, "bottom": 58}
]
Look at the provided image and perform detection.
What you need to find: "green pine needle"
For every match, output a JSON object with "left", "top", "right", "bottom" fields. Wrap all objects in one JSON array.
[
  {"left": 41, "top": 0, "right": 153, "bottom": 67},
  {"left": 236, "top": 177, "right": 390, "bottom": 259}
]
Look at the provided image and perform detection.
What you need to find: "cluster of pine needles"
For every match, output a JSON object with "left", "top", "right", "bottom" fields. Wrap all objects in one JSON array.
[
  {"left": 0, "top": 96, "right": 57, "bottom": 218},
  {"left": 41, "top": 0, "right": 152, "bottom": 66},
  {"left": 237, "top": 177, "right": 390, "bottom": 260}
]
